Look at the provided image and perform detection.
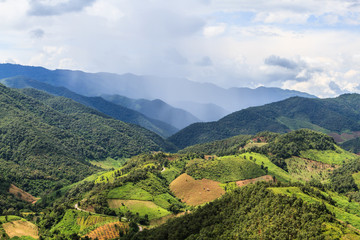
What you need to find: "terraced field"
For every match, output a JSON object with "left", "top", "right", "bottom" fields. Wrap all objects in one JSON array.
[{"left": 85, "top": 221, "right": 128, "bottom": 240}]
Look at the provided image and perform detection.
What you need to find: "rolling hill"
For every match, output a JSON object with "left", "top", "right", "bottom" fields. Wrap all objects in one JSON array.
[
  {"left": 169, "top": 94, "right": 360, "bottom": 149},
  {"left": 0, "top": 84, "right": 176, "bottom": 196},
  {"left": 0, "top": 63, "right": 316, "bottom": 122},
  {"left": 18, "top": 129, "right": 360, "bottom": 239},
  {"left": 0, "top": 76, "right": 178, "bottom": 137}
]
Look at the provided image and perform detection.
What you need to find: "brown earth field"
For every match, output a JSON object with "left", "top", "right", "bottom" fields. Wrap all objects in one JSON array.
[
  {"left": 8, "top": 184, "right": 39, "bottom": 204},
  {"left": 170, "top": 173, "right": 225, "bottom": 206},
  {"left": 236, "top": 175, "right": 274, "bottom": 187},
  {"left": 2, "top": 220, "right": 39, "bottom": 239},
  {"left": 84, "top": 221, "right": 128, "bottom": 240}
]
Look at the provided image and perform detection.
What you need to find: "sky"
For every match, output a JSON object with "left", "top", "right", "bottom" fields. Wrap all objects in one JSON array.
[{"left": 1, "top": 0, "right": 360, "bottom": 97}]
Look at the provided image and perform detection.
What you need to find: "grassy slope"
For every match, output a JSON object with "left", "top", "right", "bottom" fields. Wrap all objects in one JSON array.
[
  {"left": 239, "top": 152, "right": 291, "bottom": 182},
  {"left": 269, "top": 187, "right": 360, "bottom": 230},
  {"left": 107, "top": 183, "right": 153, "bottom": 200},
  {"left": 353, "top": 172, "right": 360, "bottom": 189},
  {"left": 300, "top": 145, "right": 358, "bottom": 165},
  {"left": 285, "top": 157, "right": 333, "bottom": 183},
  {"left": 186, "top": 156, "right": 266, "bottom": 183}
]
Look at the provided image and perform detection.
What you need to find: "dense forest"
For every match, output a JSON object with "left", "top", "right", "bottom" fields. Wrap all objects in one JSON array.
[
  {"left": 1, "top": 76, "right": 178, "bottom": 137},
  {"left": 132, "top": 182, "right": 356, "bottom": 240},
  {"left": 0, "top": 84, "right": 175, "bottom": 195},
  {"left": 169, "top": 94, "right": 360, "bottom": 148}
]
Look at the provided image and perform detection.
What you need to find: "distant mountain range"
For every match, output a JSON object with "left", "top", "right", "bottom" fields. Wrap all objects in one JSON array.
[
  {"left": 169, "top": 94, "right": 360, "bottom": 149},
  {"left": 101, "top": 94, "right": 200, "bottom": 129},
  {"left": 0, "top": 64, "right": 316, "bottom": 122}
]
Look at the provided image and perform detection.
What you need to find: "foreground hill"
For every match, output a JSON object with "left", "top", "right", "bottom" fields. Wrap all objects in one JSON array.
[
  {"left": 19, "top": 129, "right": 360, "bottom": 239},
  {"left": 101, "top": 94, "right": 200, "bottom": 129},
  {"left": 169, "top": 94, "right": 360, "bottom": 148},
  {"left": 0, "top": 84, "right": 175, "bottom": 196},
  {"left": 133, "top": 182, "right": 360, "bottom": 240},
  {"left": 1, "top": 76, "right": 178, "bottom": 137},
  {"left": 0, "top": 63, "right": 316, "bottom": 122}
]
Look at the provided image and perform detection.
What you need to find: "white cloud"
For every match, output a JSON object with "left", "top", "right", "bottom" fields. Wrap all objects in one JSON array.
[
  {"left": 203, "top": 24, "right": 226, "bottom": 37},
  {"left": 1, "top": 0, "right": 360, "bottom": 97}
]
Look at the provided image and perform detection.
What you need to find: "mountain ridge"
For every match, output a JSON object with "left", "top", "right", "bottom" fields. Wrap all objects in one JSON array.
[
  {"left": 169, "top": 94, "right": 360, "bottom": 149},
  {"left": 0, "top": 63, "right": 317, "bottom": 122},
  {"left": 0, "top": 76, "right": 178, "bottom": 137}
]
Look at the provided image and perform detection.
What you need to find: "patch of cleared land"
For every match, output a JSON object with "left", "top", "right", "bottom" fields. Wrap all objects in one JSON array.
[
  {"left": 3, "top": 220, "right": 39, "bottom": 239},
  {"left": 170, "top": 173, "right": 225, "bottom": 206},
  {"left": 8, "top": 184, "right": 39, "bottom": 204},
  {"left": 107, "top": 200, "right": 170, "bottom": 220},
  {"left": 85, "top": 221, "right": 128, "bottom": 240},
  {"left": 236, "top": 175, "right": 274, "bottom": 187},
  {"left": 286, "top": 157, "right": 335, "bottom": 183}
]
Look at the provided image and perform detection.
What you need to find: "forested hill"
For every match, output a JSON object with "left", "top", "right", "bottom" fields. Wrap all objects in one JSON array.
[
  {"left": 133, "top": 182, "right": 355, "bottom": 240},
  {"left": 0, "top": 84, "right": 175, "bottom": 195},
  {"left": 169, "top": 94, "right": 360, "bottom": 149},
  {"left": 0, "top": 76, "right": 178, "bottom": 138}
]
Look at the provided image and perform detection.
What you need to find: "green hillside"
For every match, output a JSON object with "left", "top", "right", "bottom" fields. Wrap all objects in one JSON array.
[
  {"left": 169, "top": 94, "right": 360, "bottom": 148},
  {"left": 0, "top": 84, "right": 175, "bottom": 195},
  {"left": 102, "top": 94, "right": 200, "bottom": 130},
  {"left": 340, "top": 137, "right": 360, "bottom": 154},
  {"left": 133, "top": 182, "right": 360, "bottom": 240},
  {"left": 1, "top": 76, "right": 178, "bottom": 137}
]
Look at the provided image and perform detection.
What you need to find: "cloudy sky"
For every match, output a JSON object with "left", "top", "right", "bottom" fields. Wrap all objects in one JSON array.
[{"left": 1, "top": 0, "right": 360, "bottom": 97}]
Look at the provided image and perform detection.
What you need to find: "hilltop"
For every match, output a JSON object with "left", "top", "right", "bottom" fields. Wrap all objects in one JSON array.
[
  {"left": 0, "top": 63, "right": 316, "bottom": 122},
  {"left": 169, "top": 94, "right": 360, "bottom": 148}
]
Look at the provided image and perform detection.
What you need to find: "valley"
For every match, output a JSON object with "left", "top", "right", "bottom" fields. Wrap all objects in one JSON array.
[{"left": 0, "top": 69, "right": 359, "bottom": 239}]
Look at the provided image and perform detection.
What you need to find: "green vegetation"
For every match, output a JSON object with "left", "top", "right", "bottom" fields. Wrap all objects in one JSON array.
[
  {"left": 90, "top": 157, "right": 128, "bottom": 170},
  {"left": 300, "top": 145, "right": 357, "bottom": 165},
  {"left": 2, "top": 76, "right": 179, "bottom": 137},
  {"left": 186, "top": 156, "right": 266, "bottom": 183},
  {"left": 51, "top": 209, "right": 118, "bottom": 236},
  {"left": 169, "top": 94, "right": 360, "bottom": 148},
  {"left": 353, "top": 172, "right": 360, "bottom": 189},
  {"left": 239, "top": 152, "right": 291, "bottom": 182},
  {"left": 179, "top": 134, "right": 252, "bottom": 156},
  {"left": 340, "top": 137, "right": 360, "bottom": 154},
  {"left": 269, "top": 186, "right": 360, "bottom": 230},
  {"left": 285, "top": 157, "right": 332, "bottom": 183},
  {"left": 109, "top": 200, "right": 171, "bottom": 220},
  {"left": 330, "top": 158, "right": 360, "bottom": 194},
  {"left": 133, "top": 182, "right": 359, "bottom": 240},
  {"left": 0, "top": 84, "right": 177, "bottom": 196},
  {"left": 108, "top": 183, "right": 153, "bottom": 200},
  {"left": 0, "top": 215, "right": 22, "bottom": 224}
]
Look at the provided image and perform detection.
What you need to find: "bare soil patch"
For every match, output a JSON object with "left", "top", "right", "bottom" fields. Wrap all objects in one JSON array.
[
  {"left": 3, "top": 220, "right": 39, "bottom": 239},
  {"left": 170, "top": 173, "right": 225, "bottom": 206},
  {"left": 8, "top": 184, "right": 39, "bottom": 204},
  {"left": 236, "top": 175, "right": 274, "bottom": 187}
]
